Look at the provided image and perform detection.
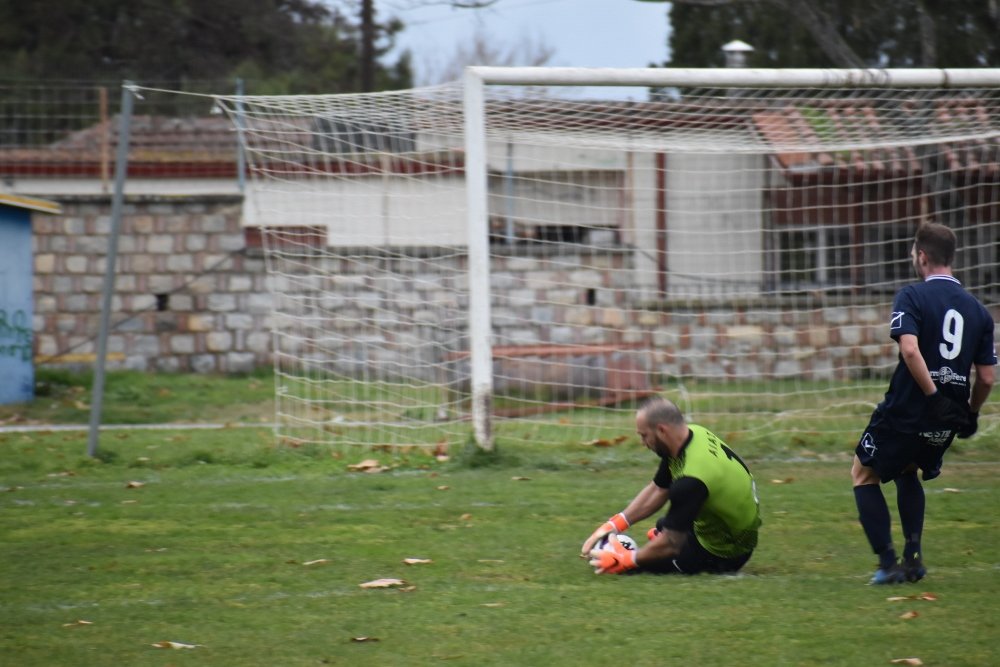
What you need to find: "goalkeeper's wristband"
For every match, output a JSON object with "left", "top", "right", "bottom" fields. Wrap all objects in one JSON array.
[{"left": 603, "top": 512, "right": 630, "bottom": 534}]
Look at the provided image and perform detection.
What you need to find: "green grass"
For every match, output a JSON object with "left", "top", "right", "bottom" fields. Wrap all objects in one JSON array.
[
  {"left": 5, "top": 368, "right": 274, "bottom": 425},
  {"left": 2, "top": 430, "right": 999, "bottom": 665},
  {"left": 1, "top": 370, "right": 999, "bottom": 665}
]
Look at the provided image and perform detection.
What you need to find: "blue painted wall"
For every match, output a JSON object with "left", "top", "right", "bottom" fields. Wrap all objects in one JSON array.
[{"left": 0, "top": 205, "right": 34, "bottom": 404}]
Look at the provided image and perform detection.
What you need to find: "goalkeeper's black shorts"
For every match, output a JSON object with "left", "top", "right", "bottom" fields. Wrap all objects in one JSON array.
[
  {"left": 856, "top": 420, "right": 956, "bottom": 483},
  {"left": 640, "top": 528, "right": 752, "bottom": 575}
]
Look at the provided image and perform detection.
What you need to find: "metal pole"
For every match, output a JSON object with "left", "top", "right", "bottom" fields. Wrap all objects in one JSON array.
[
  {"left": 467, "top": 66, "right": 1000, "bottom": 89},
  {"left": 462, "top": 68, "right": 494, "bottom": 451},
  {"left": 87, "top": 82, "right": 135, "bottom": 458}
]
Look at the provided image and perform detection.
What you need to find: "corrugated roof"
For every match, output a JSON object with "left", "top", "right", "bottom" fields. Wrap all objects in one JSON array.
[{"left": 0, "top": 193, "right": 62, "bottom": 214}]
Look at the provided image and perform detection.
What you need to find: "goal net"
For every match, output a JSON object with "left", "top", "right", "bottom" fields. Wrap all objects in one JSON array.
[{"left": 211, "top": 68, "right": 1000, "bottom": 452}]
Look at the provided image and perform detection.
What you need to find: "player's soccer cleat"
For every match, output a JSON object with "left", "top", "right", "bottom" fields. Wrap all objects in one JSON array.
[
  {"left": 869, "top": 563, "right": 907, "bottom": 585},
  {"left": 903, "top": 557, "right": 926, "bottom": 583}
]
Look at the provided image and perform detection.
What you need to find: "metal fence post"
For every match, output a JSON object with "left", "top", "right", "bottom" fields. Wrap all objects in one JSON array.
[{"left": 87, "top": 81, "right": 135, "bottom": 458}]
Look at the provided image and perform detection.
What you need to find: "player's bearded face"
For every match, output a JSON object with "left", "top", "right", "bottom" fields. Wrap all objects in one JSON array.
[{"left": 639, "top": 422, "right": 668, "bottom": 456}]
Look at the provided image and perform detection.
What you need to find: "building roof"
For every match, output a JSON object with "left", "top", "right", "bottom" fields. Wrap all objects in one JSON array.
[
  {"left": 752, "top": 99, "right": 999, "bottom": 181},
  {"left": 0, "top": 96, "right": 996, "bottom": 181},
  {"left": 0, "top": 193, "right": 62, "bottom": 214}
]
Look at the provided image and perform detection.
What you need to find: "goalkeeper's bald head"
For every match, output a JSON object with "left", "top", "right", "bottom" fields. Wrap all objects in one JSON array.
[{"left": 638, "top": 396, "right": 685, "bottom": 429}]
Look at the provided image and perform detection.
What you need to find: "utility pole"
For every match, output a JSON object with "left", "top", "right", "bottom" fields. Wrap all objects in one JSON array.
[{"left": 360, "top": 0, "right": 375, "bottom": 92}]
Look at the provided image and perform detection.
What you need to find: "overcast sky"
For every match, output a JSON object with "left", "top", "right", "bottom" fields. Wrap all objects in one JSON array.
[{"left": 383, "top": 0, "right": 674, "bottom": 99}]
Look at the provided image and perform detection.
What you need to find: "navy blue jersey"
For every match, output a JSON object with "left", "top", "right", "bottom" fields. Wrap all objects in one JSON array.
[{"left": 876, "top": 275, "right": 997, "bottom": 432}]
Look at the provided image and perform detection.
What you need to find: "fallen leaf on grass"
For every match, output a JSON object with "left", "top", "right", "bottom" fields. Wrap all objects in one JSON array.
[
  {"left": 302, "top": 559, "right": 331, "bottom": 566},
  {"left": 942, "top": 488, "right": 961, "bottom": 493},
  {"left": 351, "top": 636, "right": 379, "bottom": 643},
  {"left": 347, "top": 459, "right": 390, "bottom": 473},
  {"left": 890, "top": 659, "right": 923, "bottom": 666},
  {"left": 459, "top": 513, "right": 472, "bottom": 521},
  {"left": 480, "top": 602, "right": 505, "bottom": 608},
  {"left": 477, "top": 559, "right": 505, "bottom": 564},
  {"left": 899, "top": 610, "right": 919, "bottom": 620},
  {"left": 151, "top": 641, "right": 201, "bottom": 649},
  {"left": 359, "top": 578, "right": 407, "bottom": 589},
  {"left": 770, "top": 478, "right": 795, "bottom": 484},
  {"left": 403, "top": 558, "right": 432, "bottom": 565},
  {"left": 125, "top": 481, "right": 145, "bottom": 489},
  {"left": 62, "top": 620, "right": 93, "bottom": 627},
  {"left": 436, "top": 485, "right": 450, "bottom": 491},
  {"left": 584, "top": 435, "right": 629, "bottom": 447},
  {"left": 511, "top": 476, "right": 531, "bottom": 481},
  {"left": 886, "top": 592, "right": 938, "bottom": 602}
]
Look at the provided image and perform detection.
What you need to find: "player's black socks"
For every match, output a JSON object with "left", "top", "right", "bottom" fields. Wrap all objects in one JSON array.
[
  {"left": 854, "top": 484, "right": 896, "bottom": 569},
  {"left": 895, "top": 472, "right": 924, "bottom": 561}
]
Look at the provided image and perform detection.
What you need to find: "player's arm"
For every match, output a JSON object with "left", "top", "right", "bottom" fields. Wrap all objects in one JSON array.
[
  {"left": 970, "top": 362, "right": 995, "bottom": 413},
  {"left": 900, "top": 333, "right": 970, "bottom": 429},
  {"left": 898, "top": 334, "right": 935, "bottom": 396},
  {"left": 634, "top": 476, "right": 707, "bottom": 567},
  {"left": 580, "top": 481, "right": 669, "bottom": 556},
  {"left": 959, "top": 362, "right": 997, "bottom": 438}
]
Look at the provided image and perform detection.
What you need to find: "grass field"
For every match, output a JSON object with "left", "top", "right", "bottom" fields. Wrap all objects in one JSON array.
[{"left": 2, "top": 370, "right": 998, "bottom": 666}]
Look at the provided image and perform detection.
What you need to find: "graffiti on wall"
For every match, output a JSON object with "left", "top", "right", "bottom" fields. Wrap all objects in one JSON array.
[{"left": 0, "top": 308, "right": 32, "bottom": 361}]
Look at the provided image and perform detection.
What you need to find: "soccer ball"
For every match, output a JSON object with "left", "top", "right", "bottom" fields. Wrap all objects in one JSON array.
[{"left": 596, "top": 533, "right": 637, "bottom": 552}]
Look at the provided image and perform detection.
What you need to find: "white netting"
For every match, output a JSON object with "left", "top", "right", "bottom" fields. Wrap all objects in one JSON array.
[{"left": 211, "top": 72, "right": 1000, "bottom": 450}]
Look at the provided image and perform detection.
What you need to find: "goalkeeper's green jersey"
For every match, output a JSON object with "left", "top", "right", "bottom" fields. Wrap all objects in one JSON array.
[{"left": 654, "top": 425, "right": 762, "bottom": 558}]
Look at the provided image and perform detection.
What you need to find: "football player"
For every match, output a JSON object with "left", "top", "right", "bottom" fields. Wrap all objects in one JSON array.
[
  {"left": 852, "top": 222, "right": 996, "bottom": 584},
  {"left": 583, "top": 396, "right": 761, "bottom": 575}
]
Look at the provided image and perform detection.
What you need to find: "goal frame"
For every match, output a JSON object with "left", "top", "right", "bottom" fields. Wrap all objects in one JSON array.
[{"left": 462, "top": 66, "right": 1000, "bottom": 450}]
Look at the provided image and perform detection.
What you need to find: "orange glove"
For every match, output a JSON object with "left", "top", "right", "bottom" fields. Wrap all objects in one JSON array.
[
  {"left": 588, "top": 535, "right": 638, "bottom": 574},
  {"left": 603, "top": 512, "right": 631, "bottom": 534},
  {"left": 580, "top": 512, "right": 630, "bottom": 556},
  {"left": 647, "top": 526, "right": 660, "bottom": 541}
]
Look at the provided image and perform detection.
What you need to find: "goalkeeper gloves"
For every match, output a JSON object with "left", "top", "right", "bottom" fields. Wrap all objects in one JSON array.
[
  {"left": 589, "top": 535, "right": 638, "bottom": 574},
  {"left": 957, "top": 411, "right": 979, "bottom": 439},
  {"left": 581, "top": 512, "right": 630, "bottom": 556},
  {"left": 926, "top": 391, "right": 971, "bottom": 431},
  {"left": 602, "top": 512, "right": 630, "bottom": 535}
]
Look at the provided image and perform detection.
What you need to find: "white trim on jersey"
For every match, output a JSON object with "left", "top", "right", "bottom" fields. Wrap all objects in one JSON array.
[{"left": 925, "top": 274, "right": 961, "bottom": 285}]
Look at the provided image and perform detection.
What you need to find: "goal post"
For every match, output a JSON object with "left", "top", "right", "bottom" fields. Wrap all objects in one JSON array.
[
  {"left": 459, "top": 66, "right": 1000, "bottom": 451},
  {"left": 211, "top": 67, "right": 1000, "bottom": 453}
]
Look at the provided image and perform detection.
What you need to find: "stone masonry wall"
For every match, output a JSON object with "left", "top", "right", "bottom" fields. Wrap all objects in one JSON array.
[
  {"left": 32, "top": 194, "right": 271, "bottom": 373},
  {"left": 29, "top": 196, "right": 998, "bottom": 384}
]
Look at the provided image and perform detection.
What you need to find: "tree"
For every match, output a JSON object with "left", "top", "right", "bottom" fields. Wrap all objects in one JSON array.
[
  {"left": 418, "top": 27, "right": 555, "bottom": 86},
  {"left": 636, "top": 0, "right": 999, "bottom": 68},
  {"left": 0, "top": 0, "right": 412, "bottom": 93}
]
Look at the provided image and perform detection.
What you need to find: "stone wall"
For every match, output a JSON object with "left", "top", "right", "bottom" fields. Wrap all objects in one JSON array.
[
  {"left": 32, "top": 194, "right": 271, "bottom": 372},
  {"left": 29, "top": 196, "right": 997, "bottom": 385}
]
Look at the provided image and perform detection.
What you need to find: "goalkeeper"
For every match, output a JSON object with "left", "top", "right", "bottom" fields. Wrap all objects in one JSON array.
[{"left": 582, "top": 396, "right": 761, "bottom": 575}]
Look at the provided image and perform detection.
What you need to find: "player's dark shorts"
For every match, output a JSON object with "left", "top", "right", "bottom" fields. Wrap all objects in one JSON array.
[
  {"left": 855, "top": 418, "right": 956, "bottom": 482},
  {"left": 640, "top": 525, "right": 753, "bottom": 575}
]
